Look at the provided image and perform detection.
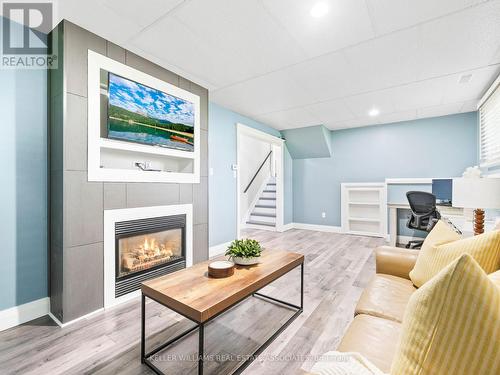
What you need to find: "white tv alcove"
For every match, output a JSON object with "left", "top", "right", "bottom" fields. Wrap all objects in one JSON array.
[{"left": 87, "top": 50, "right": 200, "bottom": 183}]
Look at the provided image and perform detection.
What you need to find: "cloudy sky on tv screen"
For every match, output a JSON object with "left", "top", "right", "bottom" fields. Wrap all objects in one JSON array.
[{"left": 108, "top": 73, "right": 194, "bottom": 126}]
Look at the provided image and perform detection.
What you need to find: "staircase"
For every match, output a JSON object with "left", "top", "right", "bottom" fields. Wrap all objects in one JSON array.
[{"left": 246, "top": 178, "right": 276, "bottom": 228}]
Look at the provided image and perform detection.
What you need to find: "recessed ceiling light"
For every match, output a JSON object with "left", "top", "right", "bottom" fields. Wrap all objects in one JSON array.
[
  {"left": 369, "top": 108, "right": 380, "bottom": 117},
  {"left": 310, "top": 2, "right": 329, "bottom": 18}
]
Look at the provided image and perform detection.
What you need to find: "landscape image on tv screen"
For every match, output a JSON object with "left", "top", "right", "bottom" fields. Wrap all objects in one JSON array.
[{"left": 107, "top": 72, "right": 194, "bottom": 152}]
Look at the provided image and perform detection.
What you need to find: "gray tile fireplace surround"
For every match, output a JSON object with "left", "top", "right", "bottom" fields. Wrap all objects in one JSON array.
[{"left": 48, "top": 20, "right": 209, "bottom": 324}]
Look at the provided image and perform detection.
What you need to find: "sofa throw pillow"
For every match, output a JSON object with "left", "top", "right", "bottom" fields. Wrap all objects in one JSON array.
[
  {"left": 489, "top": 269, "right": 500, "bottom": 288},
  {"left": 419, "top": 220, "right": 461, "bottom": 253},
  {"left": 409, "top": 229, "right": 500, "bottom": 287},
  {"left": 391, "top": 254, "right": 500, "bottom": 375}
]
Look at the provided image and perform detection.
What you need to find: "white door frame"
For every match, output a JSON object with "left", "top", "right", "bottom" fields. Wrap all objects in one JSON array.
[{"left": 236, "top": 123, "right": 285, "bottom": 237}]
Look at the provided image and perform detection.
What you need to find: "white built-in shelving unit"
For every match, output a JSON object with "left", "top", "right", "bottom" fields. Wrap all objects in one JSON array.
[
  {"left": 87, "top": 50, "right": 200, "bottom": 183},
  {"left": 341, "top": 183, "right": 387, "bottom": 237}
]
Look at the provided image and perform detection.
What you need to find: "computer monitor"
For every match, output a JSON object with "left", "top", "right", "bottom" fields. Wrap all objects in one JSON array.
[{"left": 432, "top": 179, "right": 453, "bottom": 206}]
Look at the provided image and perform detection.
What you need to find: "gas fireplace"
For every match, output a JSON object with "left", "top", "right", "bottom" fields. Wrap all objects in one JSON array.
[{"left": 114, "top": 214, "right": 186, "bottom": 297}]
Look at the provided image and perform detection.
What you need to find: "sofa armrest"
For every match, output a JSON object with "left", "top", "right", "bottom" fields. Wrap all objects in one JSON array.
[{"left": 375, "top": 246, "right": 419, "bottom": 280}]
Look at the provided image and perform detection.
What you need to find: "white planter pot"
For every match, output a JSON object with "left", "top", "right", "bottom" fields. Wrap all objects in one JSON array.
[{"left": 232, "top": 256, "right": 260, "bottom": 266}]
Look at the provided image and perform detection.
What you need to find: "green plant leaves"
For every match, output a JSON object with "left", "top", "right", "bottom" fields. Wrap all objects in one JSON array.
[{"left": 225, "top": 238, "right": 262, "bottom": 258}]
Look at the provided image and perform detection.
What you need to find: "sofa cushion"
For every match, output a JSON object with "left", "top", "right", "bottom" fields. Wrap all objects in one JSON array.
[
  {"left": 355, "top": 274, "right": 417, "bottom": 323},
  {"left": 375, "top": 246, "right": 419, "bottom": 280},
  {"left": 338, "top": 314, "right": 402, "bottom": 374},
  {"left": 409, "top": 229, "right": 500, "bottom": 287},
  {"left": 391, "top": 254, "right": 500, "bottom": 375},
  {"left": 310, "top": 351, "right": 386, "bottom": 375}
]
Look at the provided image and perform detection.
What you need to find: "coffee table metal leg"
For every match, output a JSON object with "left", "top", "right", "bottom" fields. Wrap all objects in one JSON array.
[
  {"left": 141, "top": 293, "right": 146, "bottom": 364},
  {"left": 198, "top": 323, "right": 204, "bottom": 375},
  {"left": 300, "top": 262, "right": 304, "bottom": 309}
]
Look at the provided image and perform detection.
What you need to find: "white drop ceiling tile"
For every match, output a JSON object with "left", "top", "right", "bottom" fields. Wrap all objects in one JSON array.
[
  {"left": 376, "top": 109, "right": 418, "bottom": 125},
  {"left": 256, "top": 107, "right": 321, "bottom": 130},
  {"left": 285, "top": 52, "right": 357, "bottom": 102},
  {"left": 390, "top": 77, "right": 448, "bottom": 112},
  {"left": 343, "top": 27, "right": 419, "bottom": 92},
  {"left": 366, "top": 0, "right": 487, "bottom": 35},
  {"left": 173, "top": 0, "right": 306, "bottom": 77},
  {"left": 492, "top": 44, "right": 500, "bottom": 64},
  {"left": 130, "top": 16, "right": 246, "bottom": 88},
  {"left": 460, "top": 99, "right": 479, "bottom": 112},
  {"left": 416, "top": 103, "right": 464, "bottom": 119},
  {"left": 101, "top": 0, "right": 183, "bottom": 28},
  {"left": 326, "top": 116, "right": 378, "bottom": 129},
  {"left": 57, "top": 0, "right": 142, "bottom": 45},
  {"left": 262, "top": 0, "right": 374, "bottom": 58},
  {"left": 123, "top": 45, "right": 218, "bottom": 90},
  {"left": 442, "top": 65, "right": 500, "bottom": 103},
  {"left": 305, "top": 99, "right": 355, "bottom": 123},
  {"left": 210, "top": 70, "right": 316, "bottom": 115},
  {"left": 417, "top": 1, "right": 500, "bottom": 80},
  {"left": 344, "top": 89, "right": 396, "bottom": 117}
]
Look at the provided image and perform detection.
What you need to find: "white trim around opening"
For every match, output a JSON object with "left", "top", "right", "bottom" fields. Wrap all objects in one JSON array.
[{"left": 236, "top": 123, "right": 285, "bottom": 238}]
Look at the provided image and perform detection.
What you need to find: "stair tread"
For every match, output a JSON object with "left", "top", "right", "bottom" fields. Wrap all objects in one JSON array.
[
  {"left": 246, "top": 220, "right": 276, "bottom": 227},
  {"left": 251, "top": 212, "right": 276, "bottom": 218},
  {"left": 255, "top": 204, "right": 276, "bottom": 208},
  {"left": 259, "top": 197, "right": 276, "bottom": 200},
  {"left": 263, "top": 190, "right": 276, "bottom": 193}
]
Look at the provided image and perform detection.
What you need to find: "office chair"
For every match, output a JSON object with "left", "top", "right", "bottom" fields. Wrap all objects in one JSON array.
[{"left": 405, "top": 191, "right": 441, "bottom": 249}]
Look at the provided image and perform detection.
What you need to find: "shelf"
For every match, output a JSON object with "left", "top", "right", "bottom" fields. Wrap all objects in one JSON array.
[
  {"left": 90, "top": 167, "right": 199, "bottom": 183},
  {"left": 99, "top": 138, "right": 196, "bottom": 159},
  {"left": 348, "top": 217, "right": 381, "bottom": 222},
  {"left": 341, "top": 182, "right": 387, "bottom": 237}
]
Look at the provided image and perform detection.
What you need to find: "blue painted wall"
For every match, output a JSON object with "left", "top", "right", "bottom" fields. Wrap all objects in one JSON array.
[
  {"left": 0, "top": 19, "right": 48, "bottom": 310},
  {"left": 292, "top": 113, "right": 479, "bottom": 232},
  {"left": 208, "top": 103, "right": 292, "bottom": 246}
]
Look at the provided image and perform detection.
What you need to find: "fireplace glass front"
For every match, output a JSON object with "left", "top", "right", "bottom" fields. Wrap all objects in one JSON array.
[
  {"left": 114, "top": 214, "right": 186, "bottom": 297},
  {"left": 117, "top": 228, "right": 183, "bottom": 280}
]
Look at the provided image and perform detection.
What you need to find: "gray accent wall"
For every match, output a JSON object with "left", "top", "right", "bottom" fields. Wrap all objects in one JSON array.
[{"left": 48, "top": 20, "right": 209, "bottom": 323}]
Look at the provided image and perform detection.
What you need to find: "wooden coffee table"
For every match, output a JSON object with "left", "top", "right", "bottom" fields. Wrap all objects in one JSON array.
[{"left": 140, "top": 249, "right": 304, "bottom": 375}]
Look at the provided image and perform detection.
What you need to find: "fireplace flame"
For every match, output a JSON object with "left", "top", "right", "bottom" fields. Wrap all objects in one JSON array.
[{"left": 121, "top": 234, "right": 180, "bottom": 275}]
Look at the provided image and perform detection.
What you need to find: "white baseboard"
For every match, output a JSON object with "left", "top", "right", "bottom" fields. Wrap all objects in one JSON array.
[
  {"left": 48, "top": 307, "right": 105, "bottom": 328},
  {"left": 0, "top": 297, "right": 50, "bottom": 332},
  {"left": 209, "top": 241, "right": 232, "bottom": 258},
  {"left": 251, "top": 222, "right": 341, "bottom": 233},
  {"left": 292, "top": 223, "right": 342, "bottom": 233},
  {"left": 277, "top": 222, "right": 294, "bottom": 232}
]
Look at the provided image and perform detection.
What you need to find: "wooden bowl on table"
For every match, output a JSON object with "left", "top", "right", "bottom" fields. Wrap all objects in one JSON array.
[{"left": 208, "top": 260, "right": 235, "bottom": 278}]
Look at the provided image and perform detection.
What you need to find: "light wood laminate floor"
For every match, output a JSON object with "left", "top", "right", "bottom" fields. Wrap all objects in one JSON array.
[{"left": 0, "top": 229, "right": 384, "bottom": 375}]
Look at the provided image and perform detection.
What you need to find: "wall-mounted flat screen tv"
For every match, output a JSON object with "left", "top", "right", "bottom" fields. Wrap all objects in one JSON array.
[{"left": 106, "top": 72, "right": 194, "bottom": 152}]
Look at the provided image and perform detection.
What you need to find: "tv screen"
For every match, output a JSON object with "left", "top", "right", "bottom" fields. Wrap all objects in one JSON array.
[{"left": 106, "top": 72, "right": 194, "bottom": 152}]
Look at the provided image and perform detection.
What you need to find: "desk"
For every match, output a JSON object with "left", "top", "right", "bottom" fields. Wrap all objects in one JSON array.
[{"left": 388, "top": 203, "right": 465, "bottom": 246}]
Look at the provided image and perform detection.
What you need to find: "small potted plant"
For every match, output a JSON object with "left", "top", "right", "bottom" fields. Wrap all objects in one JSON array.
[{"left": 225, "top": 238, "right": 263, "bottom": 265}]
